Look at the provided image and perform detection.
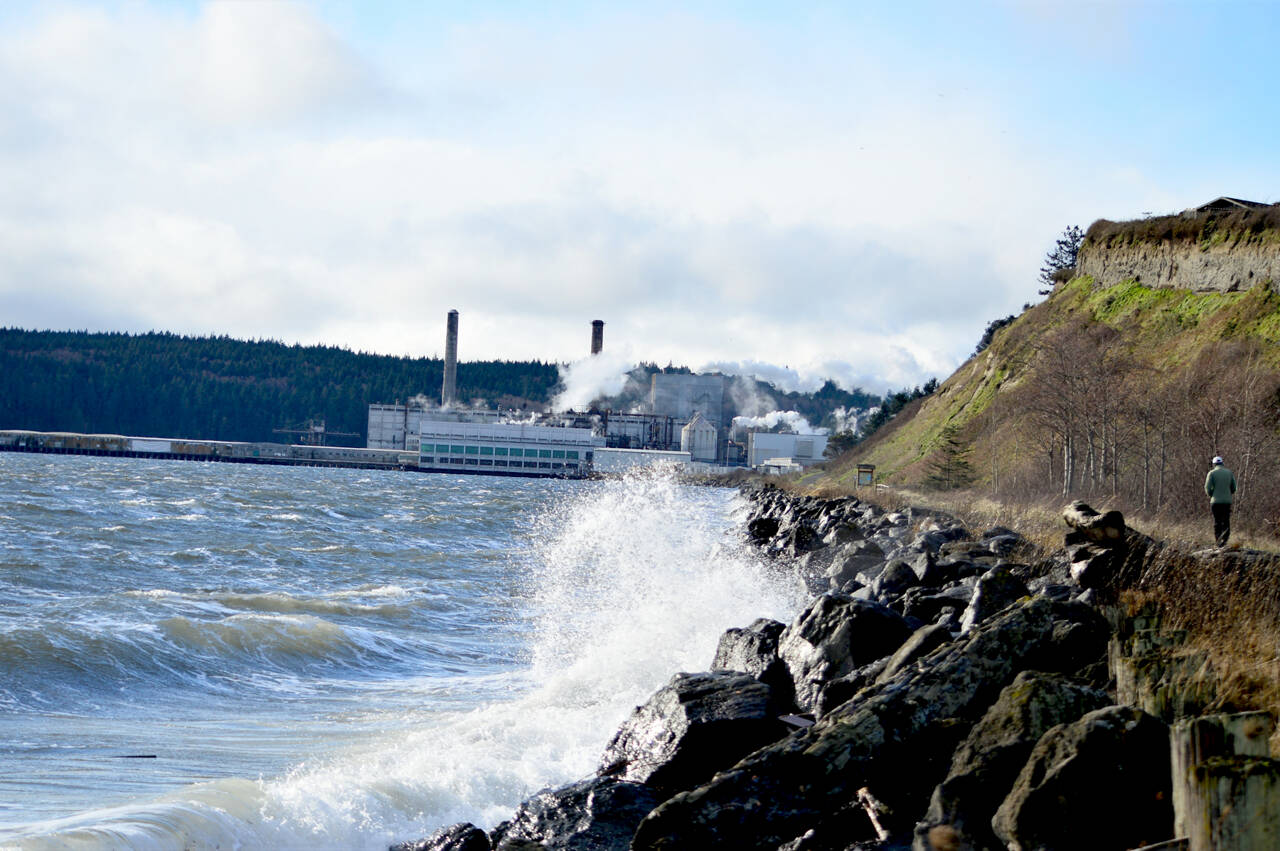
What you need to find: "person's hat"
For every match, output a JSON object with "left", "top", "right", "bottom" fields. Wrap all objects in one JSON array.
[{"left": 1212, "top": 456, "right": 1224, "bottom": 465}]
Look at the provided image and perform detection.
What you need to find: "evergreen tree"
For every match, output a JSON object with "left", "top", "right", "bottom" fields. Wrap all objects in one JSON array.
[
  {"left": 924, "top": 424, "right": 975, "bottom": 490},
  {"left": 1038, "top": 225, "right": 1084, "bottom": 294}
]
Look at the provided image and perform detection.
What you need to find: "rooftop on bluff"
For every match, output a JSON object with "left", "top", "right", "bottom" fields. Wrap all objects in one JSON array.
[{"left": 1187, "top": 196, "right": 1272, "bottom": 215}]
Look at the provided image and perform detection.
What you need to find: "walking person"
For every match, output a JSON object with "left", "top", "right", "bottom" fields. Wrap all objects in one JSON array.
[{"left": 1204, "top": 456, "right": 1237, "bottom": 546}]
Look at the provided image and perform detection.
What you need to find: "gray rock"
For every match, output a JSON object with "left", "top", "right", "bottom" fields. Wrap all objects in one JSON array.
[
  {"left": 747, "top": 516, "right": 781, "bottom": 545},
  {"left": 1067, "top": 543, "right": 1116, "bottom": 588},
  {"left": 874, "top": 559, "right": 921, "bottom": 599},
  {"left": 992, "top": 705, "right": 1173, "bottom": 851},
  {"left": 824, "top": 541, "right": 886, "bottom": 589},
  {"left": 912, "top": 671, "right": 1111, "bottom": 851},
  {"left": 984, "top": 533, "right": 1024, "bottom": 557},
  {"left": 630, "top": 597, "right": 1111, "bottom": 851},
  {"left": 905, "top": 550, "right": 945, "bottom": 586},
  {"left": 874, "top": 623, "right": 952, "bottom": 685},
  {"left": 490, "top": 777, "right": 658, "bottom": 851},
  {"left": 782, "top": 523, "right": 823, "bottom": 557},
  {"left": 848, "top": 584, "right": 876, "bottom": 600},
  {"left": 778, "top": 594, "right": 914, "bottom": 713},
  {"left": 712, "top": 618, "right": 793, "bottom": 705},
  {"left": 823, "top": 523, "right": 865, "bottom": 546},
  {"left": 958, "top": 565, "right": 1029, "bottom": 634},
  {"left": 599, "top": 671, "right": 785, "bottom": 795},
  {"left": 392, "top": 822, "right": 490, "bottom": 851},
  {"left": 938, "top": 540, "right": 990, "bottom": 559}
]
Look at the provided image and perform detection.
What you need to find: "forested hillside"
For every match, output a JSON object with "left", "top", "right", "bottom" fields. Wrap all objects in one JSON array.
[{"left": 0, "top": 330, "right": 559, "bottom": 445}]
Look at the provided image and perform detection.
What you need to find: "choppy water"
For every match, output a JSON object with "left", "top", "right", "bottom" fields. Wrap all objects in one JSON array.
[{"left": 0, "top": 454, "right": 803, "bottom": 850}]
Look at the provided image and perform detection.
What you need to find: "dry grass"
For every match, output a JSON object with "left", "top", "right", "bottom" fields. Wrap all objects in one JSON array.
[
  {"left": 1121, "top": 546, "right": 1280, "bottom": 751},
  {"left": 1085, "top": 204, "right": 1280, "bottom": 249}
]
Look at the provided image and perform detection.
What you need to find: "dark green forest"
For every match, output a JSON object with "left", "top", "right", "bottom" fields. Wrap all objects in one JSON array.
[{"left": 0, "top": 329, "right": 559, "bottom": 446}]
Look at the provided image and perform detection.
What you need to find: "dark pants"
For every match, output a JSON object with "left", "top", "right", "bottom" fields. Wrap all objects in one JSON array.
[{"left": 1212, "top": 502, "right": 1232, "bottom": 546}]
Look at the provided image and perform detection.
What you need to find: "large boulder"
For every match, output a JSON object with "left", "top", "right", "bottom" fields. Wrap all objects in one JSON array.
[
  {"left": 781, "top": 522, "right": 823, "bottom": 557},
  {"left": 912, "top": 671, "right": 1111, "bottom": 851},
  {"left": 598, "top": 671, "right": 786, "bottom": 796},
  {"left": 489, "top": 777, "right": 658, "bottom": 851},
  {"left": 392, "top": 823, "right": 490, "bottom": 851},
  {"left": 902, "top": 584, "right": 973, "bottom": 625},
  {"left": 874, "top": 623, "right": 952, "bottom": 686},
  {"left": 778, "top": 594, "right": 913, "bottom": 713},
  {"left": 823, "top": 540, "right": 886, "bottom": 590},
  {"left": 992, "top": 705, "right": 1173, "bottom": 851},
  {"left": 746, "top": 515, "right": 781, "bottom": 545},
  {"left": 958, "top": 565, "right": 1029, "bottom": 634},
  {"left": 873, "top": 558, "right": 921, "bottom": 600},
  {"left": 711, "top": 618, "right": 793, "bottom": 705},
  {"left": 631, "top": 597, "right": 1110, "bottom": 851}
]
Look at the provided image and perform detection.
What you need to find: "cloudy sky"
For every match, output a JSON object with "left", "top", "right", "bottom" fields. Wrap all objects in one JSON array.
[{"left": 2, "top": 1, "right": 1278, "bottom": 394}]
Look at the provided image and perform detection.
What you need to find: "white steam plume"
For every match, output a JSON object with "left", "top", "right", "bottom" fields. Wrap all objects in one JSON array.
[
  {"left": 728, "top": 376, "right": 777, "bottom": 419},
  {"left": 551, "top": 349, "right": 636, "bottom": 412},
  {"left": 731, "top": 410, "right": 827, "bottom": 435},
  {"left": 830, "top": 406, "right": 865, "bottom": 434}
]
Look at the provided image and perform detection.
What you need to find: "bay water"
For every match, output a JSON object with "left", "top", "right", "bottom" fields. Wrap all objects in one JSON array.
[{"left": 0, "top": 453, "right": 803, "bottom": 849}]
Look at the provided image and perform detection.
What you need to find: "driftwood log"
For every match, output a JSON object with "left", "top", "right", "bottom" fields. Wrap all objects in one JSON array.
[{"left": 1062, "top": 500, "right": 1127, "bottom": 547}]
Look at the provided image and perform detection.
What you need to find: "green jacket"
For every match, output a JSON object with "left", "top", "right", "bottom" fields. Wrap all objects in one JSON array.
[{"left": 1205, "top": 465, "right": 1237, "bottom": 504}]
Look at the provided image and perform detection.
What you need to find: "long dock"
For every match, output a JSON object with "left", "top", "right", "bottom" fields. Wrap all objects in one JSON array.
[{"left": 0, "top": 429, "right": 591, "bottom": 477}]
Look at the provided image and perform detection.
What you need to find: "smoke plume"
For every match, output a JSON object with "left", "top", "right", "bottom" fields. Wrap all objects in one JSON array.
[
  {"left": 732, "top": 410, "right": 827, "bottom": 435},
  {"left": 551, "top": 350, "right": 635, "bottom": 412},
  {"left": 729, "top": 376, "right": 778, "bottom": 419}
]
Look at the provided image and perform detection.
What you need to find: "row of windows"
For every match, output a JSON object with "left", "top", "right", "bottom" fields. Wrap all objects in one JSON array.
[
  {"left": 421, "top": 457, "right": 573, "bottom": 470},
  {"left": 422, "top": 444, "right": 581, "bottom": 460}
]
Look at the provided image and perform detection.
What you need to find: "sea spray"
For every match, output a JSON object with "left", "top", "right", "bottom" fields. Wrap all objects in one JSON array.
[{"left": 3, "top": 462, "right": 804, "bottom": 850}]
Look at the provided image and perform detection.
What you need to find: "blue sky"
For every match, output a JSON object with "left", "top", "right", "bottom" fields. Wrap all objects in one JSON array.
[{"left": 1, "top": 1, "right": 1277, "bottom": 395}]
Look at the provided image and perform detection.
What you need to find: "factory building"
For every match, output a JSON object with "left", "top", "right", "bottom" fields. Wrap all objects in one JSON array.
[
  {"left": 648, "top": 373, "right": 729, "bottom": 429},
  {"left": 746, "top": 432, "right": 828, "bottom": 469},
  {"left": 367, "top": 402, "right": 501, "bottom": 451},
  {"left": 597, "top": 411, "right": 685, "bottom": 451},
  {"left": 417, "top": 421, "right": 602, "bottom": 477},
  {"left": 365, "top": 311, "right": 778, "bottom": 477},
  {"left": 680, "top": 413, "right": 717, "bottom": 463}
]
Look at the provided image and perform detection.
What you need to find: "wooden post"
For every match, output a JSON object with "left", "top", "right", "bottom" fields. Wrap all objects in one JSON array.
[{"left": 1171, "top": 712, "right": 1277, "bottom": 849}]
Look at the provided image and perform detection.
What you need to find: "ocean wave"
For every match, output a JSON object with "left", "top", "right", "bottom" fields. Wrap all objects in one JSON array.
[
  {"left": 0, "top": 611, "right": 413, "bottom": 709},
  {"left": 159, "top": 613, "right": 357, "bottom": 660},
  {"left": 211, "top": 591, "right": 413, "bottom": 618}
]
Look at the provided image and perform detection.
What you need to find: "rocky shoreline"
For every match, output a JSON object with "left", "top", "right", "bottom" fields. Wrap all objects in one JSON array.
[{"left": 391, "top": 484, "right": 1259, "bottom": 851}]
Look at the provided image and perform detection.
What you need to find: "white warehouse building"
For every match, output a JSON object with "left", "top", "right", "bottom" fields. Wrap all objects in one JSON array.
[{"left": 746, "top": 432, "right": 829, "bottom": 469}]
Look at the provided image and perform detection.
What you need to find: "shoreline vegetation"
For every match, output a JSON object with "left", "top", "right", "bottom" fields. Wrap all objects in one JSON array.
[{"left": 393, "top": 478, "right": 1280, "bottom": 851}]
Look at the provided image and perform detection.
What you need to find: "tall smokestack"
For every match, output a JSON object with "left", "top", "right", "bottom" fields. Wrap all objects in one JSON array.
[
  {"left": 442, "top": 309, "right": 458, "bottom": 407},
  {"left": 591, "top": 319, "right": 604, "bottom": 356}
]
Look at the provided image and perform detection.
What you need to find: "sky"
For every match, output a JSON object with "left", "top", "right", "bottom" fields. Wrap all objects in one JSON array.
[{"left": 2, "top": 1, "right": 1278, "bottom": 395}]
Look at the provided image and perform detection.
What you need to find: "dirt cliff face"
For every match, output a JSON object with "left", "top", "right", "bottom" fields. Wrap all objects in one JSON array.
[{"left": 1077, "top": 239, "right": 1280, "bottom": 293}]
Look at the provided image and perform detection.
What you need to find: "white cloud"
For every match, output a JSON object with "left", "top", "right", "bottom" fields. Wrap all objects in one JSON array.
[{"left": 4, "top": 2, "right": 1268, "bottom": 396}]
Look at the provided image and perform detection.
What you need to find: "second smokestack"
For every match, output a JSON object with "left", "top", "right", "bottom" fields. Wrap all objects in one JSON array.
[
  {"left": 442, "top": 309, "right": 458, "bottom": 407},
  {"left": 591, "top": 319, "right": 604, "bottom": 356}
]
